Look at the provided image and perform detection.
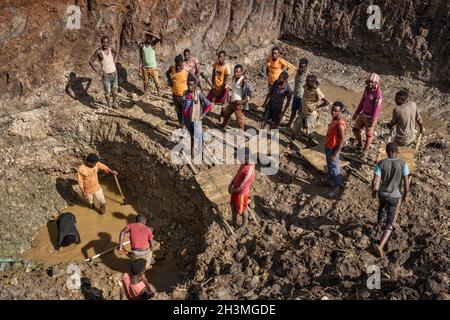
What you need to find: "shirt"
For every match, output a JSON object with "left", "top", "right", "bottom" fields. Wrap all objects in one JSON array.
[
  {"left": 127, "top": 223, "right": 153, "bottom": 250},
  {"left": 390, "top": 101, "right": 422, "bottom": 138},
  {"left": 302, "top": 86, "right": 325, "bottom": 114},
  {"left": 230, "top": 76, "right": 244, "bottom": 102},
  {"left": 184, "top": 57, "right": 199, "bottom": 75},
  {"left": 170, "top": 66, "right": 189, "bottom": 97},
  {"left": 182, "top": 90, "right": 212, "bottom": 122},
  {"left": 294, "top": 71, "right": 308, "bottom": 97},
  {"left": 268, "top": 80, "right": 293, "bottom": 110},
  {"left": 232, "top": 164, "right": 256, "bottom": 195},
  {"left": 374, "top": 158, "right": 409, "bottom": 198},
  {"left": 57, "top": 212, "right": 80, "bottom": 248},
  {"left": 266, "top": 57, "right": 296, "bottom": 85},
  {"left": 212, "top": 62, "right": 231, "bottom": 90},
  {"left": 122, "top": 273, "right": 147, "bottom": 300},
  {"left": 325, "top": 117, "right": 347, "bottom": 149},
  {"left": 142, "top": 44, "right": 157, "bottom": 68},
  {"left": 77, "top": 162, "right": 111, "bottom": 194},
  {"left": 355, "top": 86, "right": 383, "bottom": 120}
]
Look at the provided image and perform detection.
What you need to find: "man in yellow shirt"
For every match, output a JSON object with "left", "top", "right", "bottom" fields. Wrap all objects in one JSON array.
[
  {"left": 77, "top": 153, "right": 118, "bottom": 215},
  {"left": 166, "top": 54, "right": 196, "bottom": 127},
  {"left": 207, "top": 50, "right": 231, "bottom": 104},
  {"left": 266, "top": 46, "right": 296, "bottom": 90}
]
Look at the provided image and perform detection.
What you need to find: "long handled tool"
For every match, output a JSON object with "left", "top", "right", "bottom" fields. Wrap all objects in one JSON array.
[
  {"left": 84, "top": 240, "right": 130, "bottom": 262},
  {"left": 415, "top": 133, "right": 422, "bottom": 151},
  {"left": 247, "top": 207, "right": 261, "bottom": 227},
  {"left": 113, "top": 175, "right": 127, "bottom": 205}
]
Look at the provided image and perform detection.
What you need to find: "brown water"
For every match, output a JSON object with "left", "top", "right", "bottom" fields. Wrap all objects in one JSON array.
[{"left": 23, "top": 176, "right": 181, "bottom": 292}]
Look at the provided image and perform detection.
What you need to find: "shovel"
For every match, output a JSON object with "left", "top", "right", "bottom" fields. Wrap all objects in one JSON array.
[{"left": 113, "top": 175, "right": 127, "bottom": 205}]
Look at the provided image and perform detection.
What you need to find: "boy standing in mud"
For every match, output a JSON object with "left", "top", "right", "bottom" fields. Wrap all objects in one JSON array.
[
  {"left": 371, "top": 142, "right": 409, "bottom": 257},
  {"left": 292, "top": 74, "right": 330, "bottom": 144},
  {"left": 261, "top": 71, "right": 293, "bottom": 129},
  {"left": 285, "top": 58, "right": 309, "bottom": 128},
  {"left": 77, "top": 153, "right": 118, "bottom": 215}
]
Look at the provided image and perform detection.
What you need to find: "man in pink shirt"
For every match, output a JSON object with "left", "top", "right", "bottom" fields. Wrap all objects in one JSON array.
[
  {"left": 229, "top": 157, "right": 256, "bottom": 232},
  {"left": 352, "top": 73, "right": 383, "bottom": 155},
  {"left": 119, "top": 214, "right": 154, "bottom": 269}
]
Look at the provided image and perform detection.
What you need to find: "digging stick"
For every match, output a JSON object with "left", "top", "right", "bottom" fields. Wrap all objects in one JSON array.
[
  {"left": 213, "top": 207, "right": 234, "bottom": 235},
  {"left": 247, "top": 207, "right": 261, "bottom": 226},
  {"left": 113, "top": 175, "right": 126, "bottom": 205},
  {"left": 84, "top": 240, "right": 130, "bottom": 262},
  {"left": 415, "top": 133, "right": 422, "bottom": 151},
  {"left": 181, "top": 151, "right": 198, "bottom": 175}
]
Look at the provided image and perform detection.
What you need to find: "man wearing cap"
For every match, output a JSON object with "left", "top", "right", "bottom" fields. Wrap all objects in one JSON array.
[{"left": 352, "top": 73, "right": 384, "bottom": 155}]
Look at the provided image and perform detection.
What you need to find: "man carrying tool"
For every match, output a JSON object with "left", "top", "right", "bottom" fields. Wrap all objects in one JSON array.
[
  {"left": 324, "top": 101, "right": 347, "bottom": 197},
  {"left": 182, "top": 73, "right": 213, "bottom": 160},
  {"left": 121, "top": 258, "right": 157, "bottom": 300},
  {"left": 388, "top": 89, "right": 424, "bottom": 147},
  {"left": 220, "top": 64, "right": 255, "bottom": 134},
  {"left": 77, "top": 153, "right": 118, "bottom": 215},
  {"left": 138, "top": 30, "right": 162, "bottom": 96},
  {"left": 266, "top": 46, "right": 296, "bottom": 91},
  {"left": 261, "top": 71, "right": 293, "bottom": 129},
  {"left": 166, "top": 54, "right": 195, "bottom": 127},
  {"left": 55, "top": 212, "right": 81, "bottom": 251},
  {"left": 89, "top": 36, "right": 119, "bottom": 109},
  {"left": 183, "top": 48, "right": 212, "bottom": 91},
  {"left": 352, "top": 73, "right": 383, "bottom": 155},
  {"left": 119, "top": 214, "right": 154, "bottom": 270},
  {"left": 285, "top": 58, "right": 309, "bottom": 128},
  {"left": 207, "top": 50, "right": 231, "bottom": 104},
  {"left": 229, "top": 156, "right": 256, "bottom": 232},
  {"left": 371, "top": 142, "right": 409, "bottom": 258}
]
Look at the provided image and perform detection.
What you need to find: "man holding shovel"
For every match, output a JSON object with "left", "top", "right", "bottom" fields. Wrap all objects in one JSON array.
[
  {"left": 77, "top": 153, "right": 118, "bottom": 215},
  {"left": 119, "top": 214, "right": 154, "bottom": 270}
]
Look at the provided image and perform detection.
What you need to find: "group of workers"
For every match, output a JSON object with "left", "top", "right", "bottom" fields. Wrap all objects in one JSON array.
[{"left": 55, "top": 31, "right": 426, "bottom": 298}]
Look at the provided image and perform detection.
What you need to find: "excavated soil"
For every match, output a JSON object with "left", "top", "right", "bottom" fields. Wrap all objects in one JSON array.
[{"left": 0, "top": 0, "right": 449, "bottom": 300}]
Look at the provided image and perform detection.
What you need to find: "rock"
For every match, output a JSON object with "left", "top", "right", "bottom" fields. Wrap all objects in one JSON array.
[{"left": 10, "top": 277, "right": 18, "bottom": 286}]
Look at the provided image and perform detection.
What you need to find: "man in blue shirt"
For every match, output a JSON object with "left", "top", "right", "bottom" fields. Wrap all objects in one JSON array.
[{"left": 372, "top": 142, "right": 410, "bottom": 257}]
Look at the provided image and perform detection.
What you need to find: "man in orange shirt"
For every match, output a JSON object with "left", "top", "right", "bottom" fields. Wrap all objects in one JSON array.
[
  {"left": 207, "top": 50, "right": 231, "bottom": 104},
  {"left": 166, "top": 54, "right": 196, "bottom": 127},
  {"left": 77, "top": 153, "right": 118, "bottom": 215},
  {"left": 266, "top": 46, "right": 296, "bottom": 90}
]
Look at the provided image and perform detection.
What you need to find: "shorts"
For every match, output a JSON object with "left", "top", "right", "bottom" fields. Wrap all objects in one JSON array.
[
  {"left": 377, "top": 194, "right": 401, "bottom": 230},
  {"left": 207, "top": 88, "right": 229, "bottom": 104},
  {"left": 292, "top": 96, "right": 303, "bottom": 113},
  {"left": 102, "top": 71, "right": 118, "bottom": 94},
  {"left": 130, "top": 248, "right": 153, "bottom": 269},
  {"left": 292, "top": 111, "right": 318, "bottom": 137},
  {"left": 263, "top": 103, "right": 283, "bottom": 125},
  {"left": 394, "top": 134, "right": 416, "bottom": 147},
  {"left": 86, "top": 188, "right": 106, "bottom": 205},
  {"left": 142, "top": 66, "right": 159, "bottom": 86},
  {"left": 231, "top": 193, "right": 249, "bottom": 214}
]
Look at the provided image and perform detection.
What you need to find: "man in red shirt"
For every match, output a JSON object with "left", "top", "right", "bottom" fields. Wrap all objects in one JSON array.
[
  {"left": 229, "top": 157, "right": 256, "bottom": 232},
  {"left": 118, "top": 214, "right": 154, "bottom": 269},
  {"left": 325, "top": 101, "right": 347, "bottom": 197}
]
